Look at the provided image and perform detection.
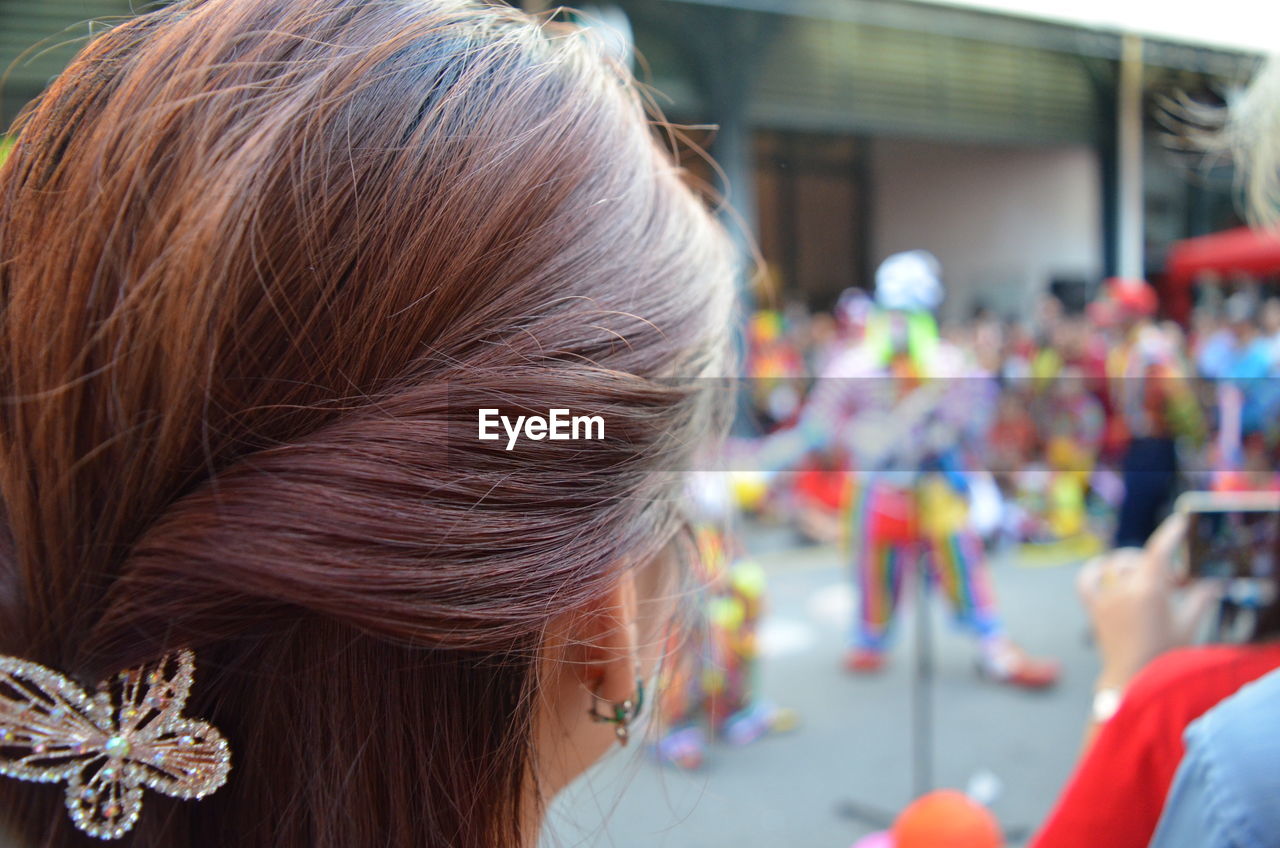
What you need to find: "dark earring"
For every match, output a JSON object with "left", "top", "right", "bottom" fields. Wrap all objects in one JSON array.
[{"left": 588, "top": 678, "right": 646, "bottom": 746}]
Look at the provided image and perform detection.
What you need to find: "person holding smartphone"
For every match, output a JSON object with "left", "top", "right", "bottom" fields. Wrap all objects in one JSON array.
[{"left": 1030, "top": 510, "right": 1280, "bottom": 848}]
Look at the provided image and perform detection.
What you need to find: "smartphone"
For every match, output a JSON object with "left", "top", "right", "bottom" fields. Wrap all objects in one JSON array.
[{"left": 1174, "top": 490, "right": 1280, "bottom": 580}]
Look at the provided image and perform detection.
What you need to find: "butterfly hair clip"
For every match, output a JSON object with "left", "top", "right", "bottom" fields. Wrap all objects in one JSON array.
[{"left": 0, "top": 649, "right": 230, "bottom": 839}]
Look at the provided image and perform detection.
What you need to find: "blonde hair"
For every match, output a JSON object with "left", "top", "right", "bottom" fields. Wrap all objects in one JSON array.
[{"left": 1225, "top": 55, "right": 1280, "bottom": 227}]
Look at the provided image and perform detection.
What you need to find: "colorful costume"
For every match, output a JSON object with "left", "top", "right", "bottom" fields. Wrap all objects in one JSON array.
[
  {"left": 745, "top": 251, "right": 1058, "bottom": 687},
  {"left": 654, "top": 474, "right": 794, "bottom": 769},
  {"left": 1008, "top": 375, "right": 1105, "bottom": 546},
  {"left": 848, "top": 476, "right": 1002, "bottom": 655},
  {"left": 1104, "top": 279, "right": 1204, "bottom": 547},
  {"left": 745, "top": 309, "right": 807, "bottom": 429}
]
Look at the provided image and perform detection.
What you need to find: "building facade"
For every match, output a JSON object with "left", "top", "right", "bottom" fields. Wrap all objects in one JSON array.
[
  {"left": 1, "top": 0, "right": 1260, "bottom": 320},
  {"left": 588, "top": 0, "right": 1258, "bottom": 319}
]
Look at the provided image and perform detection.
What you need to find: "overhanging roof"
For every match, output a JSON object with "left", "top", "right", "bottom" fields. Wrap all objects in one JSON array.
[{"left": 659, "top": 0, "right": 1261, "bottom": 76}]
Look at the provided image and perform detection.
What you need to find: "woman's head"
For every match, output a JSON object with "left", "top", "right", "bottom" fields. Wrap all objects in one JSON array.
[{"left": 0, "top": 0, "right": 733, "bottom": 844}]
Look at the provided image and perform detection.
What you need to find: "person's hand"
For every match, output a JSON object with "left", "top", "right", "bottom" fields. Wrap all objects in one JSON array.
[{"left": 1077, "top": 513, "right": 1220, "bottom": 692}]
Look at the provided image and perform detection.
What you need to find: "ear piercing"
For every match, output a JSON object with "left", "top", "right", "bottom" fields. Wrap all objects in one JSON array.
[{"left": 588, "top": 678, "right": 646, "bottom": 746}]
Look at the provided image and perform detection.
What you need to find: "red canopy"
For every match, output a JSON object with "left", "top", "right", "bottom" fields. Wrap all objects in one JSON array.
[{"left": 1166, "top": 226, "right": 1280, "bottom": 287}]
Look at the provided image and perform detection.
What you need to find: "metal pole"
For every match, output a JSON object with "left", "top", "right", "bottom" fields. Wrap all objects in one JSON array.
[
  {"left": 715, "top": 95, "right": 759, "bottom": 288},
  {"left": 1117, "top": 34, "right": 1145, "bottom": 280},
  {"left": 912, "top": 555, "right": 934, "bottom": 798}
]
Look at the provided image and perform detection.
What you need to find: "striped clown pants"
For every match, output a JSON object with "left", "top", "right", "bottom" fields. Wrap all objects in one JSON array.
[{"left": 846, "top": 476, "right": 1003, "bottom": 652}]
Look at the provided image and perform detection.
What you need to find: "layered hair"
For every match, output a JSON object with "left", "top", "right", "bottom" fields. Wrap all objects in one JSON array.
[{"left": 0, "top": 1, "right": 733, "bottom": 845}]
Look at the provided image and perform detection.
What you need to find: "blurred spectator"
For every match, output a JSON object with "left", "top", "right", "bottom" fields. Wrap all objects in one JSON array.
[
  {"left": 1261, "top": 296, "right": 1280, "bottom": 360},
  {"left": 1104, "top": 277, "right": 1205, "bottom": 547},
  {"left": 1030, "top": 516, "right": 1280, "bottom": 848}
]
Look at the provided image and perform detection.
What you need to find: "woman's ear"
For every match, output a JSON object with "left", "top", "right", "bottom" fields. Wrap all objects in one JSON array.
[
  {"left": 569, "top": 570, "right": 640, "bottom": 706},
  {"left": 532, "top": 571, "right": 643, "bottom": 799}
]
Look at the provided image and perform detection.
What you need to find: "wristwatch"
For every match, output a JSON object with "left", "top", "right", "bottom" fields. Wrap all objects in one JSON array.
[{"left": 1092, "top": 687, "right": 1124, "bottom": 723}]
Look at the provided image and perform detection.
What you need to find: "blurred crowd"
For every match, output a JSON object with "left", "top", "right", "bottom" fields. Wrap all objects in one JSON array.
[{"left": 739, "top": 277, "right": 1280, "bottom": 549}]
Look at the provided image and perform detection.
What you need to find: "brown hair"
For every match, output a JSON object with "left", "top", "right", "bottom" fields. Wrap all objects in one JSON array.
[{"left": 0, "top": 1, "right": 733, "bottom": 845}]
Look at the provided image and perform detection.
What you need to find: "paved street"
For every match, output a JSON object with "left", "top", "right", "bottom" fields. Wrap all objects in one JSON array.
[{"left": 544, "top": 525, "right": 1100, "bottom": 848}]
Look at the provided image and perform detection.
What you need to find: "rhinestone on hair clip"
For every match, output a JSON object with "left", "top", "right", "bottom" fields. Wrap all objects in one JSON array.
[{"left": 0, "top": 649, "right": 230, "bottom": 840}]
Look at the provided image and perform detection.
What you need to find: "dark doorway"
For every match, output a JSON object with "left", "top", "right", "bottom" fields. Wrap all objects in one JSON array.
[{"left": 754, "top": 131, "right": 871, "bottom": 310}]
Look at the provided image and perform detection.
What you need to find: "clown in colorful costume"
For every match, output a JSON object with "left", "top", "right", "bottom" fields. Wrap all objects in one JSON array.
[
  {"left": 747, "top": 251, "right": 1059, "bottom": 689},
  {"left": 1101, "top": 277, "right": 1204, "bottom": 547},
  {"left": 1007, "top": 368, "right": 1105, "bottom": 546},
  {"left": 654, "top": 472, "right": 796, "bottom": 770}
]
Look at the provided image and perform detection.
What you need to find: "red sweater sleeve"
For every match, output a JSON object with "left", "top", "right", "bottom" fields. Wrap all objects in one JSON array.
[{"left": 1030, "top": 644, "right": 1280, "bottom": 848}]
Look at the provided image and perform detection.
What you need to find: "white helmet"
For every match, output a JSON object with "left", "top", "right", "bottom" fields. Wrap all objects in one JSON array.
[{"left": 874, "top": 250, "right": 943, "bottom": 312}]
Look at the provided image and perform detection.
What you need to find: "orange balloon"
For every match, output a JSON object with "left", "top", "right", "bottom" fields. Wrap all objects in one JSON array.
[{"left": 891, "top": 791, "right": 1004, "bottom": 848}]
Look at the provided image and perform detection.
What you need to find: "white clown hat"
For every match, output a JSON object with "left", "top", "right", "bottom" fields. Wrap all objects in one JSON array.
[{"left": 874, "top": 250, "right": 943, "bottom": 312}]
